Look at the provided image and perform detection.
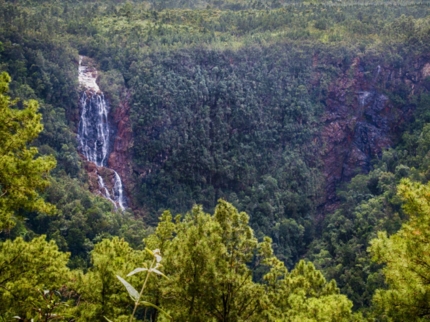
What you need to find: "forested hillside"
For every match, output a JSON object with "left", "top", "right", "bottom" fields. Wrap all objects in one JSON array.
[{"left": 2, "top": 0, "right": 430, "bottom": 320}]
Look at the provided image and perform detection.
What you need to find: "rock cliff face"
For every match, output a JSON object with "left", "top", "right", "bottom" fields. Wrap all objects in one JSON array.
[
  {"left": 84, "top": 162, "right": 116, "bottom": 198},
  {"left": 318, "top": 55, "right": 430, "bottom": 210},
  {"left": 108, "top": 91, "right": 134, "bottom": 202}
]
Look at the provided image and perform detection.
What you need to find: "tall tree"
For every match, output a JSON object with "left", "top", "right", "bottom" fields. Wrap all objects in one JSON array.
[
  {"left": 0, "top": 236, "right": 70, "bottom": 321},
  {"left": 145, "top": 200, "right": 357, "bottom": 321},
  {"left": 370, "top": 178, "right": 430, "bottom": 321},
  {"left": 146, "top": 201, "right": 269, "bottom": 321},
  {"left": 0, "top": 72, "right": 56, "bottom": 232},
  {"left": 262, "top": 237, "right": 360, "bottom": 322},
  {"left": 71, "top": 237, "right": 147, "bottom": 321}
]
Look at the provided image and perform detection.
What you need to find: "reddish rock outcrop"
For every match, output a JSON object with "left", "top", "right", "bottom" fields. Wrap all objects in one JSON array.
[
  {"left": 108, "top": 91, "right": 134, "bottom": 203},
  {"left": 318, "top": 56, "right": 430, "bottom": 211},
  {"left": 84, "top": 160, "right": 117, "bottom": 198}
]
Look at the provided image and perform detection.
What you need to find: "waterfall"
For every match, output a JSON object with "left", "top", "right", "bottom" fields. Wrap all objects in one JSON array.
[
  {"left": 78, "top": 92, "right": 110, "bottom": 167},
  {"left": 78, "top": 56, "right": 127, "bottom": 211},
  {"left": 357, "top": 91, "right": 371, "bottom": 107},
  {"left": 113, "top": 171, "right": 126, "bottom": 211},
  {"left": 98, "top": 175, "right": 116, "bottom": 207}
]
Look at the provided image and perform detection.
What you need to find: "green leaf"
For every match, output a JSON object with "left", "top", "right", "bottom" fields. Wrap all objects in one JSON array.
[
  {"left": 104, "top": 317, "right": 114, "bottom": 322},
  {"left": 116, "top": 275, "right": 139, "bottom": 301},
  {"left": 127, "top": 267, "right": 149, "bottom": 277},
  {"left": 150, "top": 268, "right": 169, "bottom": 279}
]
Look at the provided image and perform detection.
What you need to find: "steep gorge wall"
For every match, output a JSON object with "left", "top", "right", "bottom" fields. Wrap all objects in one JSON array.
[
  {"left": 317, "top": 54, "right": 430, "bottom": 211},
  {"left": 109, "top": 91, "right": 135, "bottom": 201},
  {"left": 81, "top": 50, "right": 430, "bottom": 216}
]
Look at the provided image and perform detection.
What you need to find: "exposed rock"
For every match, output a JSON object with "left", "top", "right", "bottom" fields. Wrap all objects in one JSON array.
[
  {"left": 79, "top": 56, "right": 100, "bottom": 93},
  {"left": 422, "top": 63, "right": 430, "bottom": 79},
  {"left": 84, "top": 159, "right": 119, "bottom": 206},
  {"left": 84, "top": 160, "right": 100, "bottom": 194},
  {"left": 318, "top": 57, "right": 427, "bottom": 210},
  {"left": 108, "top": 90, "right": 135, "bottom": 204}
]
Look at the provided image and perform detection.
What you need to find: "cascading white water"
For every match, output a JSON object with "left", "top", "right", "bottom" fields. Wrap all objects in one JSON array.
[
  {"left": 358, "top": 91, "right": 371, "bottom": 107},
  {"left": 78, "top": 56, "right": 127, "bottom": 211},
  {"left": 98, "top": 175, "right": 117, "bottom": 208},
  {"left": 78, "top": 92, "right": 110, "bottom": 166},
  {"left": 113, "top": 171, "right": 125, "bottom": 211}
]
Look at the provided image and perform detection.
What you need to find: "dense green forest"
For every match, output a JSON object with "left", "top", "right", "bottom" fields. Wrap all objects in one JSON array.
[{"left": 3, "top": 0, "right": 430, "bottom": 320}]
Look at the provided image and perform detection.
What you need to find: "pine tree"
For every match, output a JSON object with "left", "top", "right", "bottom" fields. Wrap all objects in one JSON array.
[
  {"left": 0, "top": 72, "right": 56, "bottom": 232},
  {"left": 71, "top": 237, "right": 147, "bottom": 321},
  {"left": 145, "top": 200, "right": 357, "bottom": 321},
  {"left": 146, "top": 201, "right": 269, "bottom": 321},
  {"left": 370, "top": 179, "right": 430, "bottom": 321},
  {"left": 0, "top": 236, "right": 70, "bottom": 320}
]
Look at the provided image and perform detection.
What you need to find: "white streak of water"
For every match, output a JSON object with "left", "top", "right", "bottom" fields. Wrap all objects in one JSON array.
[
  {"left": 78, "top": 56, "right": 127, "bottom": 211},
  {"left": 113, "top": 171, "right": 126, "bottom": 211},
  {"left": 357, "top": 91, "right": 371, "bottom": 107},
  {"left": 98, "top": 175, "right": 117, "bottom": 209},
  {"left": 78, "top": 92, "right": 110, "bottom": 167}
]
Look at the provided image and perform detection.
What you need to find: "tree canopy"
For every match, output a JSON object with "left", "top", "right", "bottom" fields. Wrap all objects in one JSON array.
[
  {"left": 370, "top": 179, "right": 430, "bottom": 321},
  {"left": 2, "top": 0, "right": 430, "bottom": 319},
  {"left": 0, "top": 236, "right": 70, "bottom": 321},
  {"left": 0, "top": 71, "right": 56, "bottom": 232}
]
